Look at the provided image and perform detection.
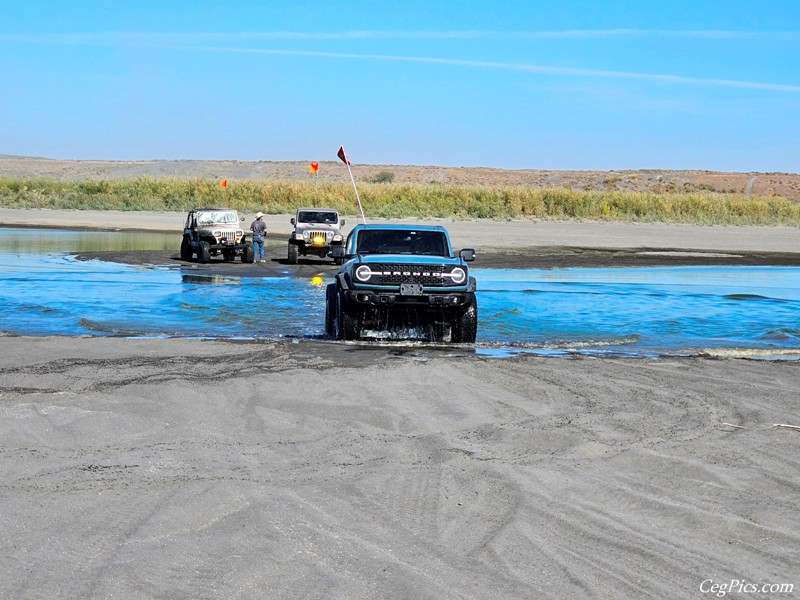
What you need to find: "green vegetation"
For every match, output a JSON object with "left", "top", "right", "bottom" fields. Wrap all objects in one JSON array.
[
  {"left": 1, "top": 177, "right": 798, "bottom": 226},
  {"left": 367, "top": 171, "right": 396, "bottom": 183}
]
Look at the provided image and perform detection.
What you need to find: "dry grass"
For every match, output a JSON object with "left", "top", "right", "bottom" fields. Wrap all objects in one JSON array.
[{"left": 2, "top": 177, "right": 799, "bottom": 226}]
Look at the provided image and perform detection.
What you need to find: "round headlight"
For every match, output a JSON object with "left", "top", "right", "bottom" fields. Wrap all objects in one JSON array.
[
  {"left": 355, "top": 265, "right": 372, "bottom": 282},
  {"left": 450, "top": 267, "right": 466, "bottom": 284}
]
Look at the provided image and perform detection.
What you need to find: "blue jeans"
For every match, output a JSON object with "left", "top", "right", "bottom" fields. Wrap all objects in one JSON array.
[{"left": 252, "top": 235, "right": 265, "bottom": 261}]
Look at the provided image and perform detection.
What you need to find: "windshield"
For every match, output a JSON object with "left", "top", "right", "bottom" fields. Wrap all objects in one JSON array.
[
  {"left": 355, "top": 230, "right": 449, "bottom": 256},
  {"left": 196, "top": 211, "right": 239, "bottom": 225},
  {"left": 297, "top": 211, "right": 338, "bottom": 225}
]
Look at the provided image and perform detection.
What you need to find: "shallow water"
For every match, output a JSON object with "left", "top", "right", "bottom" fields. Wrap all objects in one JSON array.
[{"left": 1, "top": 228, "right": 799, "bottom": 358}]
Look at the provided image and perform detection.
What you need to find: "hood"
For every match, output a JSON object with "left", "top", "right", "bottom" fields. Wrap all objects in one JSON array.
[
  {"left": 295, "top": 223, "right": 339, "bottom": 231},
  {"left": 357, "top": 254, "right": 462, "bottom": 267}
]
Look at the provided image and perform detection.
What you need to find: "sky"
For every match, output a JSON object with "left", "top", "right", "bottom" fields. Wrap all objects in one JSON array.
[{"left": 1, "top": 1, "right": 799, "bottom": 172}]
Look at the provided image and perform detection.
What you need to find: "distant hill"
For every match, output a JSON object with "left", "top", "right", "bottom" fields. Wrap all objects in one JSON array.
[{"left": 1, "top": 154, "right": 798, "bottom": 199}]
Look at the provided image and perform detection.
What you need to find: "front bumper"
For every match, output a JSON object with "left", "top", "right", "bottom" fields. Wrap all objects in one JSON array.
[
  {"left": 208, "top": 241, "right": 249, "bottom": 251},
  {"left": 344, "top": 289, "right": 474, "bottom": 309}
]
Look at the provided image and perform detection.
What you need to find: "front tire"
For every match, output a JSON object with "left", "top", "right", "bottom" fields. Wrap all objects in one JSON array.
[
  {"left": 287, "top": 243, "right": 299, "bottom": 265},
  {"left": 451, "top": 302, "right": 478, "bottom": 343},
  {"left": 325, "top": 284, "right": 336, "bottom": 336},
  {"left": 197, "top": 241, "right": 211, "bottom": 264},
  {"left": 180, "top": 237, "right": 193, "bottom": 261},
  {"left": 335, "top": 290, "right": 360, "bottom": 341},
  {"left": 242, "top": 244, "right": 254, "bottom": 263}
]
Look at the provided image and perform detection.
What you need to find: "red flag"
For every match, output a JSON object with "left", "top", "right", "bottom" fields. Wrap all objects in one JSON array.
[
  {"left": 309, "top": 162, "right": 319, "bottom": 174},
  {"left": 220, "top": 179, "right": 229, "bottom": 189},
  {"left": 337, "top": 146, "right": 350, "bottom": 166}
]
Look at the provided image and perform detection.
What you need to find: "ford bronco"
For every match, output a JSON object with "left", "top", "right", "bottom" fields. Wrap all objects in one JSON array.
[{"left": 325, "top": 224, "right": 478, "bottom": 342}]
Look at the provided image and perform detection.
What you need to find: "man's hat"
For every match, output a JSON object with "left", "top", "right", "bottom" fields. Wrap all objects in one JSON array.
[{"left": 256, "top": 212, "right": 264, "bottom": 219}]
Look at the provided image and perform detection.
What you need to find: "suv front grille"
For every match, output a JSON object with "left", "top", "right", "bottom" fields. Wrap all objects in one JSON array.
[
  {"left": 218, "top": 230, "right": 240, "bottom": 243},
  {"left": 364, "top": 263, "right": 454, "bottom": 286}
]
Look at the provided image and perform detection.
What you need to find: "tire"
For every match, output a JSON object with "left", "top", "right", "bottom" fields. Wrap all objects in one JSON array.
[
  {"left": 325, "top": 284, "right": 336, "bottom": 336},
  {"left": 242, "top": 244, "right": 254, "bottom": 263},
  {"left": 180, "top": 237, "right": 193, "bottom": 261},
  {"left": 333, "top": 257, "right": 344, "bottom": 266},
  {"left": 197, "top": 241, "right": 211, "bottom": 264},
  {"left": 451, "top": 302, "right": 478, "bottom": 343},
  {"left": 287, "top": 243, "right": 299, "bottom": 265},
  {"left": 336, "top": 290, "right": 360, "bottom": 341}
]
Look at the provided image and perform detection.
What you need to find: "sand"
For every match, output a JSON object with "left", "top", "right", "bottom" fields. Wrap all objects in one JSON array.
[{"left": 1, "top": 209, "right": 799, "bottom": 598}]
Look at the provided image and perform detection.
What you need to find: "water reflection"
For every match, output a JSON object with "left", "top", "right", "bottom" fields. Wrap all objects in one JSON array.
[
  {"left": 0, "top": 227, "right": 175, "bottom": 254},
  {"left": 182, "top": 274, "right": 241, "bottom": 285}
]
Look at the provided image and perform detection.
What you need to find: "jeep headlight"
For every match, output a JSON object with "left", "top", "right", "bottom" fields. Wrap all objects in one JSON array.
[
  {"left": 449, "top": 267, "right": 466, "bottom": 284},
  {"left": 355, "top": 265, "right": 372, "bottom": 282},
  {"left": 302, "top": 231, "right": 310, "bottom": 240}
]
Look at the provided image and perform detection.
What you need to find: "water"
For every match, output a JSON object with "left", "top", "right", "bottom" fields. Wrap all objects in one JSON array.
[
  {"left": 477, "top": 268, "right": 800, "bottom": 358},
  {"left": 1, "top": 227, "right": 799, "bottom": 358}
]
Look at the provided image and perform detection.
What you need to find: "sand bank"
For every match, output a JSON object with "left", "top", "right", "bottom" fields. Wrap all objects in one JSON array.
[{"left": 0, "top": 336, "right": 798, "bottom": 598}]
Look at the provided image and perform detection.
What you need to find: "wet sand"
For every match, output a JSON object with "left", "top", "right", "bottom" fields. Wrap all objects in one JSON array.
[{"left": 1, "top": 209, "right": 799, "bottom": 598}]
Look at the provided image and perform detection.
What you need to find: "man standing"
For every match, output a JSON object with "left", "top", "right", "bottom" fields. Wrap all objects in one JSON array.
[{"left": 250, "top": 212, "right": 267, "bottom": 263}]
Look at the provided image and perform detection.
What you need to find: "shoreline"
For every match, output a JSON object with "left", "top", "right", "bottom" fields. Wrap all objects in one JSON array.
[{"left": 2, "top": 207, "right": 800, "bottom": 270}]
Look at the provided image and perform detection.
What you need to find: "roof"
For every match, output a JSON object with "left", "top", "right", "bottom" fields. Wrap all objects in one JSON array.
[{"left": 350, "top": 223, "right": 448, "bottom": 232}]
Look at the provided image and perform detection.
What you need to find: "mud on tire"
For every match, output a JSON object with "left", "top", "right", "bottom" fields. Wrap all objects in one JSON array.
[
  {"left": 287, "top": 243, "right": 299, "bottom": 265},
  {"left": 336, "top": 291, "right": 361, "bottom": 341},
  {"left": 451, "top": 302, "right": 478, "bottom": 343},
  {"left": 197, "top": 241, "right": 211, "bottom": 264}
]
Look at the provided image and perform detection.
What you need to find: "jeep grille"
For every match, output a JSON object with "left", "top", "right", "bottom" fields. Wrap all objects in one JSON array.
[
  {"left": 361, "top": 263, "right": 456, "bottom": 286},
  {"left": 306, "top": 230, "right": 332, "bottom": 239},
  {"left": 220, "top": 231, "right": 237, "bottom": 242}
]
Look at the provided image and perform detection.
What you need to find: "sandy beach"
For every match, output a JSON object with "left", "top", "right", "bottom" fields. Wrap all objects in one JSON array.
[{"left": 1, "top": 209, "right": 799, "bottom": 598}]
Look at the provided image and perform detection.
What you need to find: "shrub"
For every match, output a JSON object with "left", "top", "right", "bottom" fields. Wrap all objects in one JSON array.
[{"left": 368, "top": 171, "right": 395, "bottom": 184}]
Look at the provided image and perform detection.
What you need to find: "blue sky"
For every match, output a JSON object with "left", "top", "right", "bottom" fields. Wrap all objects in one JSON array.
[{"left": 1, "top": 1, "right": 798, "bottom": 171}]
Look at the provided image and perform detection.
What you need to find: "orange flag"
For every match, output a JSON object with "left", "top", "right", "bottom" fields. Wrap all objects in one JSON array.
[
  {"left": 309, "top": 162, "right": 319, "bottom": 174},
  {"left": 220, "top": 179, "right": 229, "bottom": 188}
]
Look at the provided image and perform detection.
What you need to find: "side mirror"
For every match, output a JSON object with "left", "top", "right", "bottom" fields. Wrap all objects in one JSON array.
[
  {"left": 241, "top": 216, "right": 245, "bottom": 222},
  {"left": 459, "top": 248, "right": 476, "bottom": 262},
  {"left": 290, "top": 217, "right": 296, "bottom": 226},
  {"left": 340, "top": 219, "right": 345, "bottom": 226},
  {"left": 330, "top": 246, "right": 346, "bottom": 258}
]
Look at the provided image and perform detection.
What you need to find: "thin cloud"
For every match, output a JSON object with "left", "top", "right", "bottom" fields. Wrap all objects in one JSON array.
[
  {"left": 2, "top": 29, "right": 800, "bottom": 44},
  {"left": 177, "top": 45, "right": 800, "bottom": 93},
  {"left": 3, "top": 31, "right": 798, "bottom": 92}
]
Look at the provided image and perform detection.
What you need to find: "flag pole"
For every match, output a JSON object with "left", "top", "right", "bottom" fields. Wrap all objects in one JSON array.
[
  {"left": 338, "top": 146, "right": 366, "bottom": 224},
  {"left": 346, "top": 162, "right": 367, "bottom": 225}
]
